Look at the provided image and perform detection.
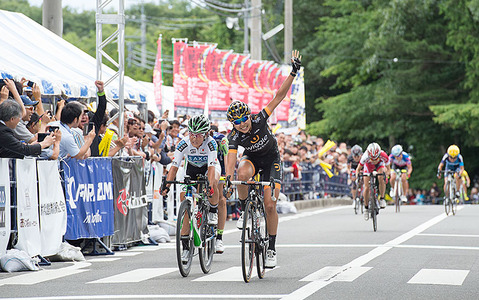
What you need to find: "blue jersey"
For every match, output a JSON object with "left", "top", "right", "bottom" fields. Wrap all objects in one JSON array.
[
  {"left": 212, "top": 132, "right": 227, "bottom": 174},
  {"left": 389, "top": 152, "right": 411, "bottom": 168},
  {"left": 441, "top": 153, "right": 464, "bottom": 171}
]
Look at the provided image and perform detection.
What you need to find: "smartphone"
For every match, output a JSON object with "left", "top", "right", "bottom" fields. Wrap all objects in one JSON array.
[
  {"left": 48, "top": 126, "right": 59, "bottom": 132},
  {"left": 38, "top": 133, "right": 49, "bottom": 142},
  {"left": 88, "top": 122, "right": 94, "bottom": 132},
  {"left": 27, "top": 81, "right": 34, "bottom": 87}
]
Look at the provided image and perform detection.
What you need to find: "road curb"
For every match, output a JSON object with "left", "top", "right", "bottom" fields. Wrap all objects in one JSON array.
[{"left": 293, "top": 198, "right": 353, "bottom": 211}]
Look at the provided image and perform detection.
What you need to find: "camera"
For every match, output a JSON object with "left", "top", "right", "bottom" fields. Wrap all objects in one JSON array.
[
  {"left": 37, "top": 133, "right": 49, "bottom": 142},
  {"left": 48, "top": 126, "right": 59, "bottom": 132},
  {"left": 83, "top": 122, "right": 94, "bottom": 135}
]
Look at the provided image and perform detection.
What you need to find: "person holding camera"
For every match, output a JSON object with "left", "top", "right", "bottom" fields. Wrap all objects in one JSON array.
[{"left": 0, "top": 100, "right": 55, "bottom": 158}]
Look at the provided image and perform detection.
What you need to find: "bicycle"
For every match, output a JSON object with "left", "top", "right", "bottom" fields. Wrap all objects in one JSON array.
[
  {"left": 392, "top": 169, "right": 407, "bottom": 213},
  {"left": 161, "top": 174, "right": 216, "bottom": 277},
  {"left": 226, "top": 175, "right": 274, "bottom": 283},
  {"left": 353, "top": 174, "right": 364, "bottom": 215},
  {"left": 361, "top": 171, "right": 385, "bottom": 232},
  {"left": 442, "top": 170, "right": 458, "bottom": 216}
]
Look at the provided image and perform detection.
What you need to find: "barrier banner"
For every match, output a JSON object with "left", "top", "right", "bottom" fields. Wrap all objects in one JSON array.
[
  {"left": 173, "top": 41, "right": 189, "bottom": 108},
  {"left": 62, "top": 158, "right": 114, "bottom": 240},
  {"left": 15, "top": 158, "right": 41, "bottom": 256},
  {"left": 37, "top": 160, "right": 67, "bottom": 256},
  {"left": 0, "top": 159, "right": 11, "bottom": 256},
  {"left": 151, "top": 162, "right": 164, "bottom": 223},
  {"left": 153, "top": 35, "right": 162, "bottom": 110},
  {"left": 111, "top": 158, "right": 148, "bottom": 245}
]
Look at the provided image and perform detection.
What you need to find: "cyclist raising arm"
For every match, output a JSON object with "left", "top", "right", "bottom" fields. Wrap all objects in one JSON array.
[
  {"left": 437, "top": 145, "right": 464, "bottom": 199},
  {"left": 356, "top": 143, "right": 390, "bottom": 221},
  {"left": 225, "top": 50, "right": 302, "bottom": 268},
  {"left": 389, "top": 144, "right": 413, "bottom": 202}
]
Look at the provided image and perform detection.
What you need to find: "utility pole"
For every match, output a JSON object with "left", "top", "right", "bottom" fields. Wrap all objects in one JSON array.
[
  {"left": 141, "top": 2, "right": 147, "bottom": 68},
  {"left": 43, "top": 0, "right": 63, "bottom": 37},
  {"left": 250, "top": 0, "right": 261, "bottom": 60},
  {"left": 243, "top": 0, "right": 249, "bottom": 54},
  {"left": 284, "top": 0, "right": 293, "bottom": 63}
]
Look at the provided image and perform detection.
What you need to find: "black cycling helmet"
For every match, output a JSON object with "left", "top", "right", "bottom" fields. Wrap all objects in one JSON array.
[
  {"left": 226, "top": 100, "right": 251, "bottom": 122},
  {"left": 187, "top": 114, "right": 211, "bottom": 134},
  {"left": 351, "top": 144, "right": 363, "bottom": 157}
]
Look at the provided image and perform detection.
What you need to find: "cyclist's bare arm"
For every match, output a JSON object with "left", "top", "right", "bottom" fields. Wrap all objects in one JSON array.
[
  {"left": 407, "top": 163, "right": 413, "bottom": 177},
  {"left": 265, "top": 50, "right": 301, "bottom": 114},
  {"left": 225, "top": 150, "right": 237, "bottom": 180}
]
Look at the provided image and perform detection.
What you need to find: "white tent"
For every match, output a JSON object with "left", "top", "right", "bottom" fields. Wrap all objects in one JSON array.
[{"left": 0, "top": 9, "right": 147, "bottom": 104}]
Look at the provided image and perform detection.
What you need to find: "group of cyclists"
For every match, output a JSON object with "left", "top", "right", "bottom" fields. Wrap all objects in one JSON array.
[
  {"left": 160, "top": 48, "right": 469, "bottom": 272},
  {"left": 348, "top": 141, "right": 468, "bottom": 220},
  {"left": 161, "top": 50, "right": 302, "bottom": 269}
]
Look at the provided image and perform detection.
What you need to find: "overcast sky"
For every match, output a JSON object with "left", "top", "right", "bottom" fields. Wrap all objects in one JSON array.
[{"left": 27, "top": 0, "right": 156, "bottom": 12}]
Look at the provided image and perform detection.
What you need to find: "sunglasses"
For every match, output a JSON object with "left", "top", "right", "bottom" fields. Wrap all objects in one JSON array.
[
  {"left": 189, "top": 132, "right": 205, "bottom": 139},
  {"left": 233, "top": 115, "right": 249, "bottom": 125}
]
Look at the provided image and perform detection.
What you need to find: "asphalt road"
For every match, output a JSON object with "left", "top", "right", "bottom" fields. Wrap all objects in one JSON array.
[{"left": 1, "top": 204, "right": 478, "bottom": 300}]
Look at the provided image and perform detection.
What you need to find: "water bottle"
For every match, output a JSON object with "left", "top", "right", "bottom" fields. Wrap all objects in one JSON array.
[{"left": 192, "top": 204, "right": 202, "bottom": 247}]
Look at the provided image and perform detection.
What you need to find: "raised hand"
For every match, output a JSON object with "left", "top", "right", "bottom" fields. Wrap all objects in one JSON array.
[
  {"left": 95, "top": 80, "right": 104, "bottom": 93},
  {"left": 291, "top": 50, "right": 302, "bottom": 75}
]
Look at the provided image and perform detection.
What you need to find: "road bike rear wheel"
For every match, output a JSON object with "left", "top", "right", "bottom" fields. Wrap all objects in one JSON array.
[
  {"left": 444, "top": 198, "right": 451, "bottom": 215},
  {"left": 199, "top": 208, "right": 215, "bottom": 274},
  {"left": 394, "top": 181, "right": 399, "bottom": 213},
  {"left": 176, "top": 200, "right": 194, "bottom": 277},
  {"left": 370, "top": 187, "right": 377, "bottom": 232},
  {"left": 256, "top": 201, "right": 268, "bottom": 279},
  {"left": 241, "top": 201, "right": 255, "bottom": 283}
]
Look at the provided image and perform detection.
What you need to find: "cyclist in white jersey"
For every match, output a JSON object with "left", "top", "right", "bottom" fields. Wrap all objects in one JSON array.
[{"left": 162, "top": 115, "right": 221, "bottom": 226}]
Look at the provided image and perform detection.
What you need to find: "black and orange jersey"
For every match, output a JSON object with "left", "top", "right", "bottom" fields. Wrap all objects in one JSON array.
[{"left": 228, "top": 108, "right": 278, "bottom": 157}]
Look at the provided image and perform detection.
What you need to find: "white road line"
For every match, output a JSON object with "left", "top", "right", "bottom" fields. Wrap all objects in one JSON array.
[
  {"left": 110, "top": 251, "right": 142, "bottom": 257},
  {"left": 87, "top": 257, "right": 122, "bottom": 262},
  {"left": 408, "top": 268, "right": 470, "bottom": 285},
  {"left": 87, "top": 268, "right": 177, "bottom": 284},
  {"left": 281, "top": 210, "right": 451, "bottom": 300},
  {"left": 193, "top": 266, "right": 278, "bottom": 282},
  {"left": 417, "top": 233, "right": 479, "bottom": 238},
  {"left": 0, "top": 295, "right": 287, "bottom": 300},
  {"left": 0, "top": 262, "right": 91, "bottom": 286},
  {"left": 222, "top": 206, "right": 349, "bottom": 235}
]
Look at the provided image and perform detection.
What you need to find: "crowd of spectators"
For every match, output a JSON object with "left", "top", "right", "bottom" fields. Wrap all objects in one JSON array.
[{"left": 2, "top": 77, "right": 477, "bottom": 209}]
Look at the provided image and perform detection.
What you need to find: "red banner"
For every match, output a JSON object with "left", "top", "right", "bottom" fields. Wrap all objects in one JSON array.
[
  {"left": 275, "top": 68, "right": 291, "bottom": 121},
  {"left": 173, "top": 42, "right": 189, "bottom": 107},
  {"left": 187, "top": 44, "right": 212, "bottom": 109},
  {"left": 230, "top": 54, "right": 249, "bottom": 103},
  {"left": 208, "top": 49, "right": 231, "bottom": 111},
  {"left": 153, "top": 36, "right": 162, "bottom": 111},
  {"left": 247, "top": 61, "right": 263, "bottom": 113}
]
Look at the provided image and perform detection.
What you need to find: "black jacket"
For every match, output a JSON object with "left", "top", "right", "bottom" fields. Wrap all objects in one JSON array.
[
  {"left": 89, "top": 92, "right": 107, "bottom": 157},
  {"left": 0, "top": 122, "right": 42, "bottom": 159}
]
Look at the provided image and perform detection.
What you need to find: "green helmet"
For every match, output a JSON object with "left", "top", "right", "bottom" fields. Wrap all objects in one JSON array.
[
  {"left": 187, "top": 114, "right": 211, "bottom": 134},
  {"left": 226, "top": 101, "right": 250, "bottom": 122}
]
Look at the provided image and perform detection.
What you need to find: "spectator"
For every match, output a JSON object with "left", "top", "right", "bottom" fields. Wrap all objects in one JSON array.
[
  {"left": 0, "top": 99, "right": 54, "bottom": 158},
  {"left": 26, "top": 112, "right": 41, "bottom": 135},
  {"left": 13, "top": 95, "right": 38, "bottom": 143},
  {"left": 88, "top": 81, "right": 107, "bottom": 157},
  {"left": 49, "top": 101, "right": 95, "bottom": 159}
]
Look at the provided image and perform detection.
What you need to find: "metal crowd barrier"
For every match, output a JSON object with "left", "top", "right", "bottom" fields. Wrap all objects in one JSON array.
[{"left": 281, "top": 162, "right": 351, "bottom": 201}]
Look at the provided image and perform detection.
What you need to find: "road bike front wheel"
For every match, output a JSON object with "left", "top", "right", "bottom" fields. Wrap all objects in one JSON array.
[
  {"left": 176, "top": 200, "right": 194, "bottom": 277},
  {"left": 199, "top": 208, "right": 215, "bottom": 274},
  {"left": 256, "top": 200, "right": 268, "bottom": 279},
  {"left": 241, "top": 201, "right": 255, "bottom": 283},
  {"left": 444, "top": 198, "right": 451, "bottom": 215},
  {"left": 370, "top": 188, "right": 377, "bottom": 232},
  {"left": 395, "top": 182, "right": 401, "bottom": 213}
]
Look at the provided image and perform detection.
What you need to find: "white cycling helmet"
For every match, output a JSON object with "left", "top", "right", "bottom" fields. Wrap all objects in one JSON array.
[
  {"left": 391, "top": 144, "right": 403, "bottom": 157},
  {"left": 367, "top": 142, "right": 381, "bottom": 160}
]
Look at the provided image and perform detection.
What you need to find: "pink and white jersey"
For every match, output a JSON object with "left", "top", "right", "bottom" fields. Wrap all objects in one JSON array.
[{"left": 359, "top": 150, "right": 390, "bottom": 174}]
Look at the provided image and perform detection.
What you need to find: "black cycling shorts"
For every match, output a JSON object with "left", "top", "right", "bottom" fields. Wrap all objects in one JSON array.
[
  {"left": 241, "top": 151, "right": 282, "bottom": 183},
  {"left": 186, "top": 164, "right": 207, "bottom": 179}
]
